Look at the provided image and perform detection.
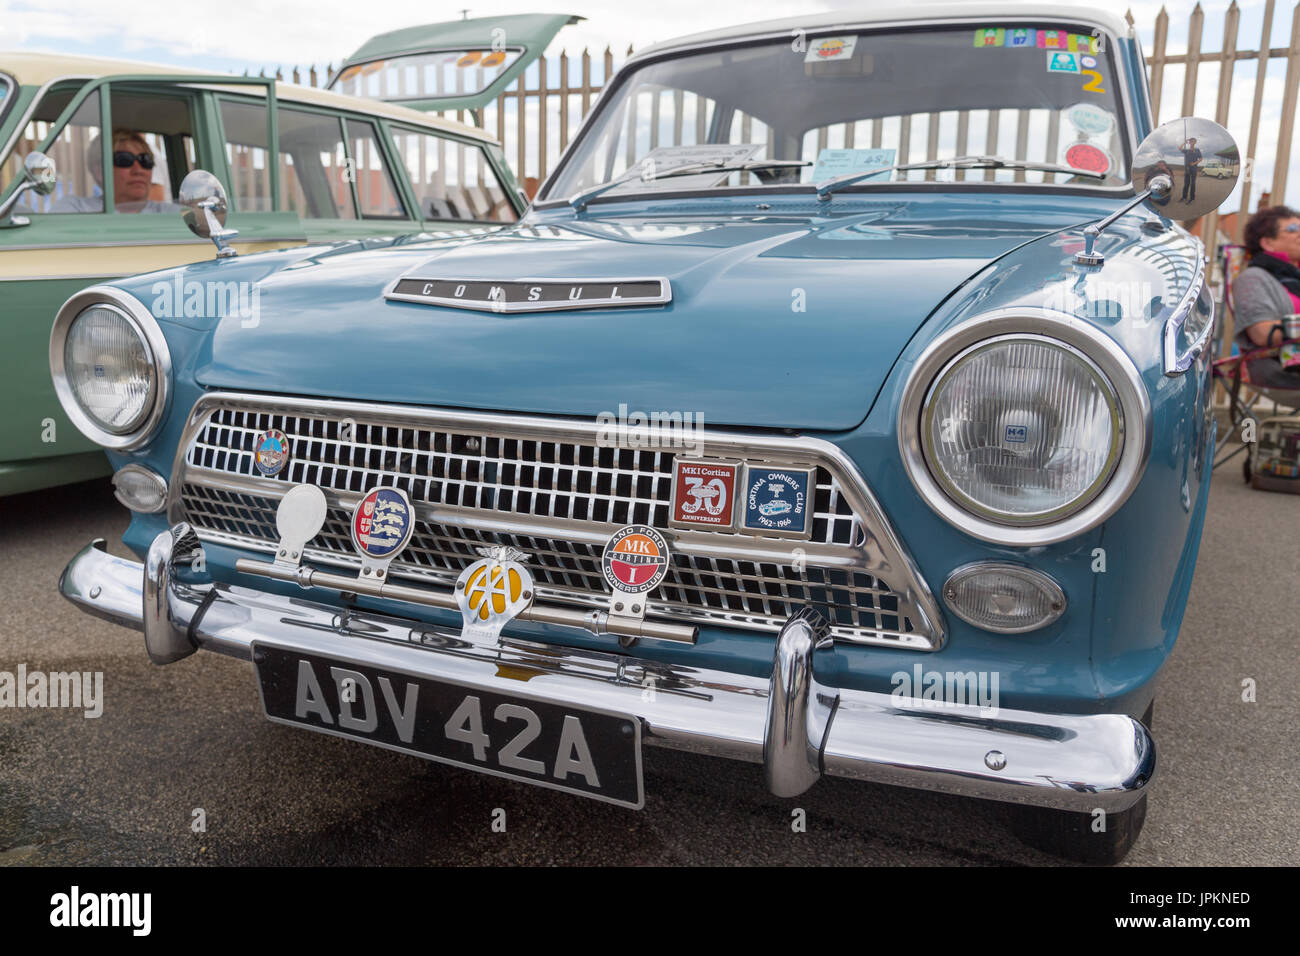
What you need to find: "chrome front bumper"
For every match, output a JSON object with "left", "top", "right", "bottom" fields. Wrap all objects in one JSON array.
[{"left": 58, "top": 526, "right": 1156, "bottom": 812}]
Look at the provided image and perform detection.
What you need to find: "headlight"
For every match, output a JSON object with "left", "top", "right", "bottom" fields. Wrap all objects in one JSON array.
[
  {"left": 900, "top": 310, "right": 1151, "bottom": 546},
  {"left": 923, "top": 335, "right": 1121, "bottom": 522},
  {"left": 51, "top": 288, "right": 170, "bottom": 450}
]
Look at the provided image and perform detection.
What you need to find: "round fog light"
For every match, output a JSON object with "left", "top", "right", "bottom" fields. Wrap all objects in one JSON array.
[
  {"left": 112, "top": 464, "right": 168, "bottom": 513},
  {"left": 943, "top": 563, "right": 1066, "bottom": 633}
]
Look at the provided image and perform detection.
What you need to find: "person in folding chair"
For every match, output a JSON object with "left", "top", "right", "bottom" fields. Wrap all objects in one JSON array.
[{"left": 1232, "top": 204, "right": 1300, "bottom": 389}]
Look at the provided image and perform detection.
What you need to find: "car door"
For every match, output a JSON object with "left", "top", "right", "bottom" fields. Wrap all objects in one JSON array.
[{"left": 0, "top": 74, "right": 306, "bottom": 495}]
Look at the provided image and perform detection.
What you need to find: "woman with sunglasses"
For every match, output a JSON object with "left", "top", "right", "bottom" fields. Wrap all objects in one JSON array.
[
  {"left": 1233, "top": 205, "right": 1300, "bottom": 389},
  {"left": 50, "top": 128, "right": 181, "bottom": 214}
]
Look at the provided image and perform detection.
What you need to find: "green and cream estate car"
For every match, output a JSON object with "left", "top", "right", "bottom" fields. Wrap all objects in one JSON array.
[{"left": 0, "top": 50, "right": 526, "bottom": 497}]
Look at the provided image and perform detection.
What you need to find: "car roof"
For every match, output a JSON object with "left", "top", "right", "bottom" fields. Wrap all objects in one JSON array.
[
  {"left": 0, "top": 51, "right": 496, "bottom": 142},
  {"left": 630, "top": 3, "right": 1133, "bottom": 62}
]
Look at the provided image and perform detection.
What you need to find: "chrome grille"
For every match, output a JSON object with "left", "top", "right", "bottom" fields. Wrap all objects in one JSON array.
[{"left": 171, "top": 395, "right": 941, "bottom": 649}]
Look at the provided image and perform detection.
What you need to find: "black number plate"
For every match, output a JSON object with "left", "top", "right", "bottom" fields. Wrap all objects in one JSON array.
[{"left": 253, "top": 644, "right": 643, "bottom": 808}]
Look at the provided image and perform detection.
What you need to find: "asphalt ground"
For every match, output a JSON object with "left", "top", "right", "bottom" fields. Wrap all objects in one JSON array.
[{"left": 1, "top": 452, "right": 1296, "bottom": 866}]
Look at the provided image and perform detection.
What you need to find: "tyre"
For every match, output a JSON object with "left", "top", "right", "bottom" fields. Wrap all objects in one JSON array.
[{"left": 1006, "top": 700, "right": 1153, "bottom": 864}]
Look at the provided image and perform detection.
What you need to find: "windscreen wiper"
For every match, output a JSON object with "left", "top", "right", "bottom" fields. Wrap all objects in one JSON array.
[
  {"left": 815, "top": 155, "right": 1106, "bottom": 200},
  {"left": 570, "top": 159, "right": 811, "bottom": 212}
]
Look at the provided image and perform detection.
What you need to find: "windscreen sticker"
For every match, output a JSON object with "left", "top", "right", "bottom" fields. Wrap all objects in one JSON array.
[
  {"left": 1048, "top": 51, "right": 1080, "bottom": 73},
  {"left": 811, "top": 147, "right": 896, "bottom": 182},
  {"left": 1006, "top": 27, "right": 1037, "bottom": 47},
  {"left": 805, "top": 36, "right": 857, "bottom": 62},
  {"left": 1062, "top": 142, "right": 1113, "bottom": 176},
  {"left": 623, "top": 144, "right": 763, "bottom": 191},
  {"left": 973, "top": 28, "right": 1005, "bottom": 47},
  {"left": 1065, "top": 102, "right": 1115, "bottom": 136}
]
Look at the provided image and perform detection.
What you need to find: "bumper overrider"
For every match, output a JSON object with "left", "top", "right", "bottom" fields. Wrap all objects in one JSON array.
[{"left": 58, "top": 518, "right": 1155, "bottom": 813}]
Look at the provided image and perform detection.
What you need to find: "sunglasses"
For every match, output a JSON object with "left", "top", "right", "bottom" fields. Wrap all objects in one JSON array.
[{"left": 113, "top": 150, "right": 155, "bottom": 170}]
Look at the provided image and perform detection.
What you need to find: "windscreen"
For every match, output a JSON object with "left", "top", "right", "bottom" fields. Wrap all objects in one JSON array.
[{"left": 545, "top": 23, "right": 1129, "bottom": 200}]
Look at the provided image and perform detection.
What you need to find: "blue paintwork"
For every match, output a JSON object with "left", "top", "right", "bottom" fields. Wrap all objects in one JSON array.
[{"left": 91, "top": 30, "right": 1210, "bottom": 720}]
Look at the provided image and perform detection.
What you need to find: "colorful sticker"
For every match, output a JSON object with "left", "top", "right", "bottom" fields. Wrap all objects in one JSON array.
[
  {"left": 1065, "top": 102, "right": 1115, "bottom": 136},
  {"left": 1064, "top": 142, "right": 1113, "bottom": 176},
  {"left": 1080, "top": 54, "right": 1098, "bottom": 69},
  {"left": 1039, "top": 29, "right": 1069, "bottom": 49},
  {"left": 973, "top": 28, "right": 1004, "bottom": 48},
  {"left": 350, "top": 487, "right": 414, "bottom": 559},
  {"left": 741, "top": 465, "right": 813, "bottom": 538},
  {"left": 602, "top": 525, "right": 670, "bottom": 596},
  {"left": 1006, "top": 27, "right": 1037, "bottom": 48},
  {"left": 811, "top": 147, "right": 896, "bottom": 182},
  {"left": 1048, "top": 51, "right": 1080, "bottom": 74},
  {"left": 253, "top": 429, "right": 291, "bottom": 477},
  {"left": 671, "top": 460, "right": 737, "bottom": 529},
  {"left": 806, "top": 36, "right": 858, "bottom": 62}
]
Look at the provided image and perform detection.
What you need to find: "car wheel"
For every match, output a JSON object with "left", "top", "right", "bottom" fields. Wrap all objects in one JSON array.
[{"left": 1006, "top": 700, "right": 1153, "bottom": 864}]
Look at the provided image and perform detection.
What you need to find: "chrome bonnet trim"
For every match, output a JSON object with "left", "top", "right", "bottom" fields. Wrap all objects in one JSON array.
[
  {"left": 1162, "top": 249, "right": 1210, "bottom": 376},
  {"left": 58, "top": 534, "right": 1154, "bottom": 812},
  {"left": 167, "top": 391, "right": 946, "bottom": 649}
]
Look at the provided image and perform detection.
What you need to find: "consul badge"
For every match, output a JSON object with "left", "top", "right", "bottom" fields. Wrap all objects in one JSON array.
[
  {"left": 456, "top": 546, "right": 536, "bottom": 641},
  {"left": 385, "top": 276, "right": 671, "bottom": 313}
]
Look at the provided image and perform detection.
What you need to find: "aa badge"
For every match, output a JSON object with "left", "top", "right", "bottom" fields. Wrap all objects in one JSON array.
[{"left": 456, "top": 546, "right": 535, "bottom": 640}]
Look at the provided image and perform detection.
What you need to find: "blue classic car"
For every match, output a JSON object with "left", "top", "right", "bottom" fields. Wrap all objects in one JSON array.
[{"left": 52, "top": 5, "right": 1237, "bottom": 862}]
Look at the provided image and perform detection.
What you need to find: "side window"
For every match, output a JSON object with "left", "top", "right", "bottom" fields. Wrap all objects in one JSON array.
[
  {"left": 219, "top": 98, "right": 272, "bottom": 212},
  {"left": 390, "top": 127, "right": 518, "bottom": 223},
  {"left": 2, "top": 88, "right": 104, "bottom": 213},
  {"left": 277, "top": 108, "right": 354, "bottom": 219},
  {"left": 344, "top": 119, "right": 405, "bottom": 219}
]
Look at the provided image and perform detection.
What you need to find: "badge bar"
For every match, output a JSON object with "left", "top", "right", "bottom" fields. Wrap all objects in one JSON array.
[{"left": 384, "top": 276, "right": 671, "bottom": 313}]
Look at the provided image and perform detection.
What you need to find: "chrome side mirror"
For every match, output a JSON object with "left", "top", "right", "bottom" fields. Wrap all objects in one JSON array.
[
  {"left": 179, "top": 169, "right": 239, "bottom": 259},
  {"left": 0, "top": 151, "right": 58, "bottom": 228},
  {"left": 1075, "top": 117, "right": 1239, "bottom": 266},
  {"left": 1131, "top": 117, "right": 1239, "bottom": 220}
]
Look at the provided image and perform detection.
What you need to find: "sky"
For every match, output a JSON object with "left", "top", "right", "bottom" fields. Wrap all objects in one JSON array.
[{"left": 2, "top": 0, "right": 1294, "bottom": 208}]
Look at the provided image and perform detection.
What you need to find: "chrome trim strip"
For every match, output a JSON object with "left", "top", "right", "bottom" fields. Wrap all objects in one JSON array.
[
  {"left": 0, "top": 237, "right": 301, "bottom": 251},
  {"left": 49, "top": 286, "right": 173, "bottom": 452},
  {"left": 57, "top": 536, "right": 1155, "bottom": 812},
  {"left": 383, "top": 275, "right": 671, "bottom": 313},
  {"left": 167, "top": 391, "right": 946, "bottom": 649},
  {"left": 540, "top": 15, "right": 1139, "bottom": 204},
  {"left": 898, "top": 308, "right": 1153, "bottom": 547},
  {"left": 1162, "top": 249, "right": 1210, "bottom": 376}
]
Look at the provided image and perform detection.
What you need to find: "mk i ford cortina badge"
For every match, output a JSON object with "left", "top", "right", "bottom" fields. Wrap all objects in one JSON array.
[
  {"left": 384, "top": 276, "right": 671, "bottom": 313},
  {"left": 253, "top": 428, "right": 291, "bottom": 477},
  {"left": 350, "top": 486, "right": 414, "bottom": 578},
  {"left": 455, "top": 546, "right": 535, "bottom": 641},
  {"left": 601, "top": 525, "right": 670, "bottom": 619}
]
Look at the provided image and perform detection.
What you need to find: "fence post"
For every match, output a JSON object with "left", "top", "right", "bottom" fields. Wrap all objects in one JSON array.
[
  {"left": 559, "top": 50, "right": 571, "bottom": 152},
  {"left": 1151, "top": 6, "right": 1170, "bottom": 121},
  {"left": 1272, "top": 2, "right": 1300, "bottom": 204},
  {"left": 1181, "top": 3, "right": 1205, "bottom": 119},
  {"left": 1206, "top": 3, "right": 1240, "bottom": 352},
  {"left": 1239, "top": 0, "right": 1276, "bottom": 235}
]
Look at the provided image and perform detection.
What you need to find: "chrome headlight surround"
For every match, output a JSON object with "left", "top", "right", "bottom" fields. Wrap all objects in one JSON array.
[
  {"left": 50, "top": 287, "right": 171, "bottom": 451},
  {"left": 898, "top": 308, "right": 1151, "bottom": 547}
]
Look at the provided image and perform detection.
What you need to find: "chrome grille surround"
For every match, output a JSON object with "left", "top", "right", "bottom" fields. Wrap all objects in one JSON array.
[{"left": 168, "top": 392, "right": 944, "bottom": 650}]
